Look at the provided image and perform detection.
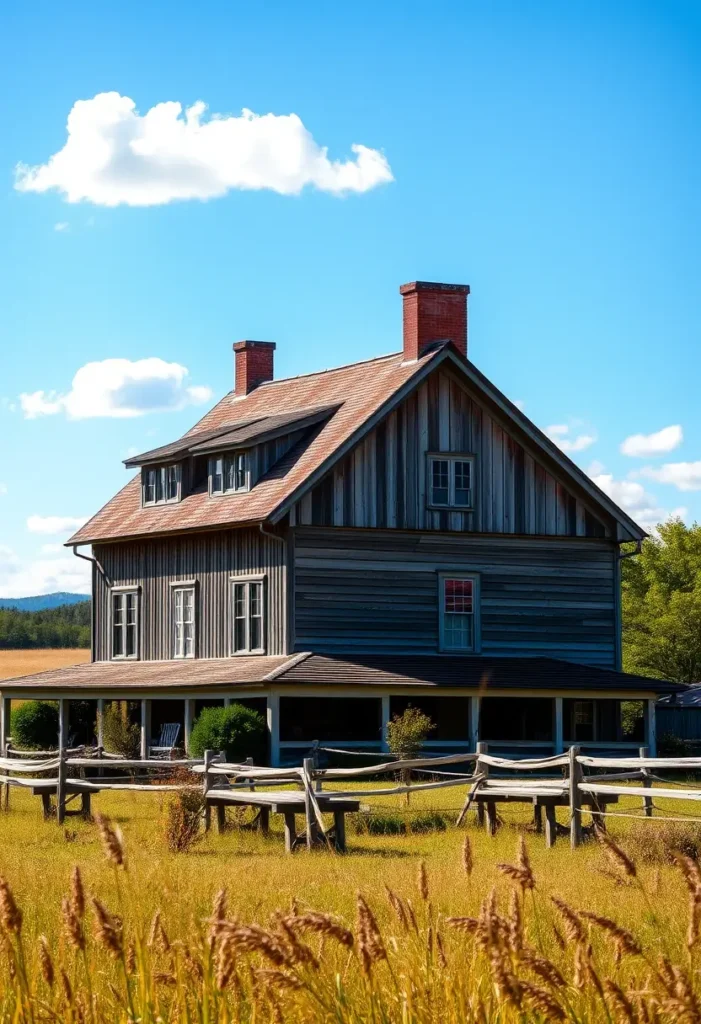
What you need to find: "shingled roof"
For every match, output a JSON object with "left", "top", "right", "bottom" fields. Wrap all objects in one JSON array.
[{"left": 68, "top": 348, "right": 441, "bottom": 545}]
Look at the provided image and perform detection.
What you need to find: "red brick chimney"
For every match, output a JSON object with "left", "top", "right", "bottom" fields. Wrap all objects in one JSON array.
[
  {"left": 400, "top": 281, "right": 470, "bottom": 361},
  {"left": 233, "top": 340, "right": 276, "bottom": 397}
]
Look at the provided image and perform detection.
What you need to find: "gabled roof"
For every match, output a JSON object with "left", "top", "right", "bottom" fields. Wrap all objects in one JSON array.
[
  {"left": 68, "top": 343, "right": 645, "bottom": 546},
  {"left": 68, "top": 349, "right": 440, "bottom": 545}
]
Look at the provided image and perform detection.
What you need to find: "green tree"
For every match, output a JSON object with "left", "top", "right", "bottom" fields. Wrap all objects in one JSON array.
[
  {"left": 622, "top": 517, "right": 701, "bottom": 683},
  {"left": 188, "top": 704, "right": 266, "bottom": 763}
]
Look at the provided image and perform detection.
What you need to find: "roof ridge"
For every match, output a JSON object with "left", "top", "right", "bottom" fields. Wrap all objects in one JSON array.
[{"left": 250, "top": 350, "right": 403, "bottom": 389}]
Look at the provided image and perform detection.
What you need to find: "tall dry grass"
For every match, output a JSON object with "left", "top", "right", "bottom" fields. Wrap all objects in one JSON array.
[
  {"left": 0, "top": 649, "right": 90, "bottom": 680},
  {"left": 0, "top": 804, "right": 700, "bottom": 1021}
]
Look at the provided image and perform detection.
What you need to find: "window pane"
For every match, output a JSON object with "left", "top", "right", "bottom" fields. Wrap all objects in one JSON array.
[
  {"left": 454, "top": 460, "right": 472, "bottom": 505},
  {"left": 145, "top": 470, "right": 156, "bottom": 503},
  {"left": 166, "top": 465, "right": 178, "bottom": 501},
  {"left": 156, "top": 467, "right": 165, "bottom": 503},
  {"left": 444, "top": 578, "right": 473, "bottom": 613},
  {"left": 235, "top": 453, "right": 247, "bottom": 491},
  {"left": 126, "top": 623, "right": 136, "bottom": 658},
  {"left": 224, "top": 458, "right": 236, "bottom": 492},
  {"left": 211, "top": 458, "right": 223, "bottom": 493},
  {"left": 442, "top": 578, "right": 474, "bottom": 651},
  {"left": 431, "top": 459, "right": 449, "bottom": 505},
  {"left": 112, "top": 595, "right": 124, "bottom": 657}
]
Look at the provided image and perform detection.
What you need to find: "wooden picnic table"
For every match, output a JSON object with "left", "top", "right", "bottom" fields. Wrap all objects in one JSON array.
[
  {"left": 205, "top": 789, "right": 360, "bottom": 852},
  {"left": 30, "top": 780, "right": 98, "bottom": 818}
]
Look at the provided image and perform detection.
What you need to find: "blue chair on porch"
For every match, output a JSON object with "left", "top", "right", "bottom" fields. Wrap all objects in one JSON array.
[{"left": 150, "top": 722, "right": 181, "bottom": 759}]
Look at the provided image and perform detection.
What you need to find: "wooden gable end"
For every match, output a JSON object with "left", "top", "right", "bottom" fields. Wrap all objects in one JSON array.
[{"left": 290, "top": 366, "right": 612, "bottom": 538}]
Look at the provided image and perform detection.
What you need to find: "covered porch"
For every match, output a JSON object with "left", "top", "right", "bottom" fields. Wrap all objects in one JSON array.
[{"left": 0, "top": 653, "right": 680, "bottom": 765}]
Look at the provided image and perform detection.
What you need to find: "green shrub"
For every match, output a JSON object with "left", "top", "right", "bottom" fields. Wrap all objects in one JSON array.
[
  {"left": 352, "top": 811, "right": 406, "bottom": 836},
  {"left": 102, "top": 702, "right": 140, "bottom": 758},
  {"left": 163, "top": 789, "right": 203, "bottom": 852},
  {"left": 10, "top": 701, "right": 58, "bottom": 750},
  {"left": 408, "top": 810, "right": 449, "bottom": 834},
  {"left": 188, "top": 704, "right": 266, "bottom": 762},
  {"left": 386, "top": 706, "right": 435, "bottom": 760}
]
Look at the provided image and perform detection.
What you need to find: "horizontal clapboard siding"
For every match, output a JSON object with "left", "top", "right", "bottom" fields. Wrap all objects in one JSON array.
[
  {"left": 93, "top": 528, "right": 287, "bottom": 661},
  {"left": 293, "top": 528, "right": 617, "bottom": 667},
  {"left": 292, "top": 369, "right": 610, "bottom": 538}
]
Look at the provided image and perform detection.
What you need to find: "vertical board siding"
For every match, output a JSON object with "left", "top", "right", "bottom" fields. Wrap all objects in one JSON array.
[
  {"left": 293, "top": 369, "right": 609, "bottom": 538},
  {"left": 294, "top": 527, "right": 617, "bottom": 667},
  {"left": 93, "top": 527, "right": 287, "bottom": 662}
]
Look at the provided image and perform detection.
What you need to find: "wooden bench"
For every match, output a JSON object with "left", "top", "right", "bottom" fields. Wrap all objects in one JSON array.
[
  {"left": 205, "top": 789, "right": 360, "bottom": 852},
  {"left": 30, "top": 780, "right": 100, "bottom": 819},
  {"left": 472, "top": 784, "right": 620, "bottom": 847}
]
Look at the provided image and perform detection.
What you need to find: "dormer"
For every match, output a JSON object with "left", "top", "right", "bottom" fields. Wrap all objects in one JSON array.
[
  {"left": 208, "top": 451, "right": 250, "bottom": 495},
  {"left": 142, "top": 463, "right": 182, "bottom": 506}
]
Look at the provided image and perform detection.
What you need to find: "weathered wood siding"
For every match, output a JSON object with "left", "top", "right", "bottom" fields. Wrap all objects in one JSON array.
[
  {"left": 93, "top": 528, "right": 288, "bottom": 661},
  {"left": 291, "top": 368, "right": 610, "bottom": 538},
  {"left": 293, "top": 528, "right": 617, "bottom": 667}
]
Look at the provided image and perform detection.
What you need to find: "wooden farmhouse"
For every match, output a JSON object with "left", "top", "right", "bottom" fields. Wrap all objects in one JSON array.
[{"left": 1, "top": 281, "right": 681, "bottom": 761}]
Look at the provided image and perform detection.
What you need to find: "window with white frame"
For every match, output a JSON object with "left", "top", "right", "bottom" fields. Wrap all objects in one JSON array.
[
  {"left": 428, "top": 455, "right": 474, "bottom": 508},
  {"left": 209, "top": 452, "right": 249, "bottom": 495},
  {"left": 112, "top": 590, "right": 139, "bottom": 659},
  {"left": 143, "top": 464, "right": 181, "bottom": 506},
  {"left": 173, "top": 586, "right": 196, "bottom": 659},
  {"left": 439, "top": 574, "right": 479, "bottom": 652},
  {"left": 232, "top": 579, "right": 265, "bottom": 654}
]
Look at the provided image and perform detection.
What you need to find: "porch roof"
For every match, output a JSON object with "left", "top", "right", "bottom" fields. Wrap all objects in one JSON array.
[{"left": 0, "top": 653, "right": 683, "bottom": 695}]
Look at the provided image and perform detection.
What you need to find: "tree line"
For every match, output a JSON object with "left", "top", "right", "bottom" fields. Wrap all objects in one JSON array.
[{"left": 0, "top": 602, "right": 90, "bottom": 649}]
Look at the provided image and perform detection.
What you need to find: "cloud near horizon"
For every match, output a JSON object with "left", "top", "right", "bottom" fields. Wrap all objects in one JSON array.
[
  {"left": 620, "top": 424, "right": 683, "bottom": 457},
  {"left": 0, "top": 544, "right": 91, "bottom": 599},
  {"left": 590, "top": 469, "right": 687, "bottom": 534},
  {"left": 20, "top": 357, "right": 212, "bottom": 420},
  {"left": 14, "top": 92, "right": 394, "bottom": 206},
  {"left": 638, "top": 461, "right": 701, "bottom": 492},
  {"left": 27, "top": 515, "right": 88, "bottom": 535}
]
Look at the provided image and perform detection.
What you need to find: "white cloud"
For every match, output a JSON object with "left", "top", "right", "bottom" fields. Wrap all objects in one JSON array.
[
  {"left": 0, "top": 546, "right": 91, "bottom": 599},
  {"left": 20, "top": 356, "right": 212, "bottom": 420},
  {"left": 54, "top": 221, "right": 69, "bottom": 232},
  {"left": 14, "top": 92, "right": 394, "bottom": 207},
  {"left": 638, "top": 461, "right": 701, "bottom": 492},
  {"left": 591, "top": 469, "right": 687, "bottom": 534},
  {"left": 27, "top": 515, "right": 88, "bottom": 535},
  {"left": 545, "top": 423, "right": 596, "bottom": 453},
  {"left": 513, "top": 399, "right": 525, "bottom": 412},
  {"left": 40, "top": 543, "right": 65, "bottom": 554},
  {"left": 620, "top": 424, "right": 683, "bottom": 457}
]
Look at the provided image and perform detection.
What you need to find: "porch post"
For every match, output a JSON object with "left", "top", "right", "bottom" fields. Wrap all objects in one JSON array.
[
  {"left": 184, "top": 699, "right": 195, "bottom": 754},
  {"left": 646, "top": 698, "right": 657, "bottom": 757},
  {"left": 223, "top": 697, "right": 231, "bottom": 708},
  {"left": 0, "top": 696, "right": 10, "bottom": 756},
  {"left": 140, "top": 699, "right": 151, "bottom": 760},
  {"left": 267, "top": 692, "right": 280, "bottom": 767},
  {"left": 58, "top": 698, "right": 68, "bottom": 751},
  {"left": 554, "top": 697, "right": 564, "bottom": 754},
  {"left": 469, "top": 696, "right": 480, "bottom": 751},
  {"left": 96, "top": 698, "right": 105, "bottom": 748},
  {"left": 381, "top": 695, "right": 390, "bottom": 752}
]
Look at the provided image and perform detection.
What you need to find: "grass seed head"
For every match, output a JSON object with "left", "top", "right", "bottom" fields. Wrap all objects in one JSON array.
[
  {"left": 62, "top": 896, "right": 85, "bottom": 951},
  {"left": 91, "top": 898, "right": 122, "bottom": 959},
  {"left": 551, "top": 896, "right": 586, "bottom": 944},
  {"left": 521, "top": 980, "right": 566, "bottom": 1022},
  {"left": 418, "top": 861, "right": 429, "bottom": 902},
  {"left": 285, "top": 911, "right": 354, "bottom": 949},
  {"left": 462, "top": 834, "right": 474, "bottom": 877},
  {"left": 356, "top": 893, "right": 387, "bottom": 975},
  {"left": 596, "top": 828, "right": 637, "bottom": 879},
  {"left": 0, "top": 876, "right": 22, "bottom": 935},
  {"left": 70, "top": 865, "right": 85, "bottom": 919},
  {"left": 94, "top": 813, "right": 126, "bottom": 870},
  {"left": 38, "top": 936, "right": 54, "bottom": 987}
]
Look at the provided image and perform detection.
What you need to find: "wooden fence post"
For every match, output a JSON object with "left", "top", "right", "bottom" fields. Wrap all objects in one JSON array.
[
  {"left": 57, "top": 747, "right": 67, "bottom": 826},
  {"left": 569, "top": 745, "right": 582, "bottom": 848},
  {"left": 640, "top": 745, "right": 653, "bottom": 817},
  {"left": 203, "top": 749, "right": 213, "bottom": 832},
  {"left": 311, "top": 741, "right": 322, "bottom": 792},
  {"left": 245, "top": 756, "right": 255, "bottom": 792},
  {"left": 302, "top": 757, "right": 316, "bottom": 851},
  {"left": 476, "top": 741, "right": 489, "bottom": 828}
]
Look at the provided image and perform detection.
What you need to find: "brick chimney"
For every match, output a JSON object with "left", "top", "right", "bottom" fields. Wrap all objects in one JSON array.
[
  {"left": 233, "top": 340, "right": 276, "bottom": 397},
  {"left": 400, "top": 281, "right": 470, "bottom": 361}
]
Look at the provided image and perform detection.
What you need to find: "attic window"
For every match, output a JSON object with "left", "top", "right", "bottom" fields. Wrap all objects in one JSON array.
[
  {"left": 209, "top": 453, "right": 249, "bottom": 495},
  {"left": 142, "top": 464, "right": 181, "bottom": 506},
  {"left": 428, "top": 454, "right": 474, "bottom": 509}
]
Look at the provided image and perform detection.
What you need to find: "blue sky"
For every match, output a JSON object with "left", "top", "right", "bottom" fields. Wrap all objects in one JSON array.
[{"left": 1, "top": 0, "right": 699, "bottom": 596}]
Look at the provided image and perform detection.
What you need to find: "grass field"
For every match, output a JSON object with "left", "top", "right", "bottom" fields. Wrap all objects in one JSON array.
[
  {"left": 0, "top": 648, "right": 90, "bottom": 680},
  {"left": 0, "top": 779, "right": 700, "bottom": 1020}
]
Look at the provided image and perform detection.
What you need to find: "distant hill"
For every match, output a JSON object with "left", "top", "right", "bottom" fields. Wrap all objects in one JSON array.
[
  {"left": 0, "top": 599, "right": 91, "bottom": 649},
  {"left": 0, "top": 593, "right": 89, "bottom": 612}
]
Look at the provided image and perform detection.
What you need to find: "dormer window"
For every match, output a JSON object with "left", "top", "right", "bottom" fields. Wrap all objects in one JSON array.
[
  {"left": 427, "top": 454, "right": 474, "bottom": 509},
  {"left": 142, "top": 464, "right": 181, "bottom": 506},
  {"left": 209, "top": 453, "right": 249, "bottom": 495}
]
